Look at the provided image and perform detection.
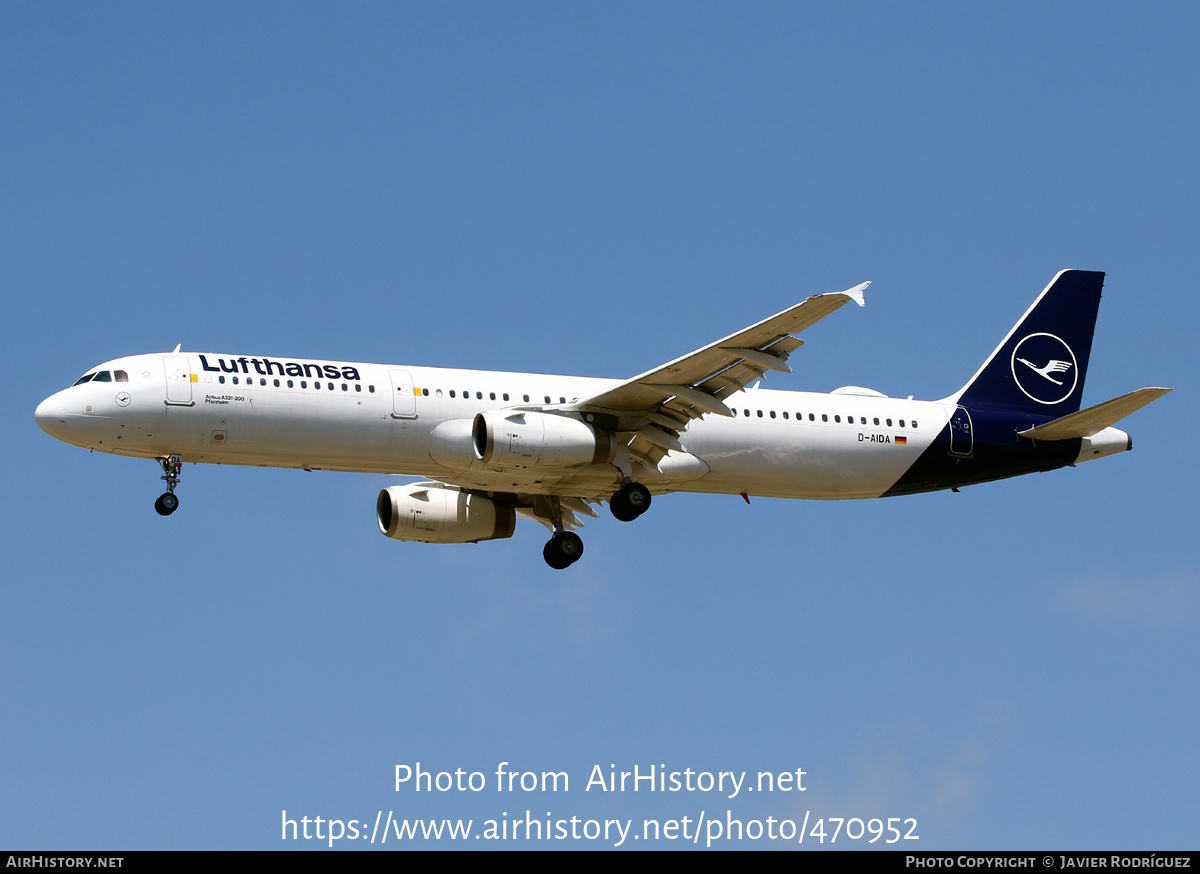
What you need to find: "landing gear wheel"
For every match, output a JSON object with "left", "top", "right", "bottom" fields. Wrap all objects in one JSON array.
[
  {"left": 610, "top": 482, "right": 652, "bottom": 522},
  {"left": 543, "top": 531, "right": 584, "bottom": 570},
  {"left": 155, "top": 455, "right": 183, "bottom": 517}
]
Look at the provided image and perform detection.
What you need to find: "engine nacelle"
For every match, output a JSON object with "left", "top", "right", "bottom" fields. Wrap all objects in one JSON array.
[
  {"left": 472, "top": 411, "right": 616, "bottom": 469},
  {"left": 376, "top": 484, "right": 516, "bottom": 544}
]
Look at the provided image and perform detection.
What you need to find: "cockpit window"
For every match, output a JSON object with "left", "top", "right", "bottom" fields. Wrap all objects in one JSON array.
[
  {"left": 92, "top": 371, "right": 113, "bottom": 383},
  {"left": 114, "top": 370, "right": 129, "bottom": 382},
  {"left": 73, "top": 373, "right": 96, "bottom": 386}
]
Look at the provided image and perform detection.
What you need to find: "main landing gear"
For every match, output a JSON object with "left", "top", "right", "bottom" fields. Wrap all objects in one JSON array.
[
  {"left": 543, "top": 531, "right": 584, "bottom": 570},
  {"left": 610, "top": 481, "right": 651, "bottom": 522},
  {"left": 536, "top": 482, "right": 652, "bottom": 570},
  {"left": 537, "top": 494, "right": 585, "bottom": 570},
  {"left": 154, "top": 454, "right": 182, "bottom": 516}
]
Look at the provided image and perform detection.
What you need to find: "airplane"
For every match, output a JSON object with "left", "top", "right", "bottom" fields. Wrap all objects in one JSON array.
[{"left": 35, "top": 270, "right": 1170, "bottom": 569}]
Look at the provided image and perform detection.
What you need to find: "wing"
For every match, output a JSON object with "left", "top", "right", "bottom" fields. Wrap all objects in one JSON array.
[{"left": 570, "top": 282, "right": 869, "bottom": 468}]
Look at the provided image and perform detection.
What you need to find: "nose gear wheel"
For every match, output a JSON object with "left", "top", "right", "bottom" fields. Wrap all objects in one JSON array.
[{"left": 155, "top": 455, "right": 183, "bottom": 516}]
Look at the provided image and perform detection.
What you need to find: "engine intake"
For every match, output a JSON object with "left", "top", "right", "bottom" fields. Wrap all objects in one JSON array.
[
  {"left": 377, "top": 484, "right": 516, "bottom": 544},
  {"left": 472, "top": 411, "right": 615, "bottom": 469}
]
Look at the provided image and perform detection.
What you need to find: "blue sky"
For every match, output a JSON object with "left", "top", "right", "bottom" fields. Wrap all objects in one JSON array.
[{"left": 2, "top": 2, "right": 1196, "bottom": 849}]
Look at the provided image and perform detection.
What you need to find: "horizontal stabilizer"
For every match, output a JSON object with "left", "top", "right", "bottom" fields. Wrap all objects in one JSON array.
[{"left": 1018, "top": 387, "right": 1172, "bottom": 440}]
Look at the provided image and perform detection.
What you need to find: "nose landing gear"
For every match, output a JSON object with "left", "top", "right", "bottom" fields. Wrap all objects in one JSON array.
[{"left": 155, "top": 455, "right": 182, "bottom": 516}]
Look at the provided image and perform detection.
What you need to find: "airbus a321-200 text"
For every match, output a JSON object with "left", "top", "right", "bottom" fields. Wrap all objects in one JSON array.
[{"left": 36, "top": 270, "right": 1169, "bottom": 569}]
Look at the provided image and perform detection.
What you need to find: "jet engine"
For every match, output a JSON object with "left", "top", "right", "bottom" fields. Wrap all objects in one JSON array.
[
  {"left": 472, "top": 411, "right": 616, "bottom": 468},
  {"left": 376, "top": 483, "right": 516, "bottom": 544}
]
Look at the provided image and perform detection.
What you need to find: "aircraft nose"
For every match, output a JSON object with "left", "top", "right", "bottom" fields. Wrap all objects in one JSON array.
[{"left": 35, "top": 393, "right": 71, "bottom": 440}]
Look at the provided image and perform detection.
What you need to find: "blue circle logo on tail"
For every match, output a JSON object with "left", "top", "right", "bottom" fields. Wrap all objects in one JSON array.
[{"left": 1011, "top": 333, "right": 1078, "bottom": 405}]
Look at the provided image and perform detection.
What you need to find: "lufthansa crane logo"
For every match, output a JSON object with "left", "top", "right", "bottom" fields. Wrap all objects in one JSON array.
[{"left": 1010, "top": 333, "right": 1077, "bottom": 405}]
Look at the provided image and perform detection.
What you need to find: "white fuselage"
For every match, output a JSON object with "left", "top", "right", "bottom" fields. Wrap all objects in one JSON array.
[{"left": 36, "top": 351, "right": 960, "bottom": 502}]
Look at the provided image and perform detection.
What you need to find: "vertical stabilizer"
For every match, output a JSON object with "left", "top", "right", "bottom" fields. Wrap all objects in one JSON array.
[{"left": 953, "top": 270, "right": 1105, "bottom": 416}]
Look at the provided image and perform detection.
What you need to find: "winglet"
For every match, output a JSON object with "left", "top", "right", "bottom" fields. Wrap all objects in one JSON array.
[{"left": 845, "top": 281, "right": 869, "bottom": 307}]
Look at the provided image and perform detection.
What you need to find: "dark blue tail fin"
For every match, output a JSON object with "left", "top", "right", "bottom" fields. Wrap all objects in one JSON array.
[{"left": 954, "top": 270, "right": 1105, "bottom": 415}]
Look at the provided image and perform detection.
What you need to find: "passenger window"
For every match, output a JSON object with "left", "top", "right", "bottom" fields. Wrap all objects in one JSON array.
[
  {"left": 886, "top": 418, "right": 892, "bottom": 426},
  {"left": 342, "top": 384, "right": 349, "bottom": 391},
  {"left": 421, "top": 388, "right": 428, "bottom": 396},
  {"left": 301, "top": 380, "right": 307, "bottom": 388},
  {"left": 369, "top": 385, "right": 375, "bottom": 393},
  {"left": 273, "top": 379, "right": 280, "bottom": 387},
  {"left": 770, "top": 410, "right": 776, "bottom": 418},
  {"left": 874, "top": 417, "right": 880, "bottom": 426},
  {"left": 449, "top": 390, "right": 456, "bottom": 398},
  {"left": 782, "top": 412, "right": 788, "bottom": 419},
  {"left": 476, "top": 391, "right": 482, "bottom": 400},
  {"left": 744, "top": 409, "right": 749, "bottom": 417},
  {"left": 489, "top": 392, "right": 496, "bottom": 400},
  {"left": 233, "top": 376, "right": 239, "bottom": 384},
  {"left": 834, "top": 415, "right": 841, "bottom": 423},
  {"left": 288, "top": 380, "right": 294, "bottom": 388},
  {"left": 114, "top": 370, "right": 129, "bottom": 382},
  {"left": 912, "top": 421, "right": 918, "bottom": 428},
  {"left": 355, "top": 384, "right": 361, "bottom": 392},
  {"left": 503, "top": 393, "right": 509, "bottom": 401},
  {"left": 756, "top": 410, "right": 762, "bottom": 418},
  {"left": 73, "top": 373, "right": 95, "bottom": 385},
  {"left": 559, "top": 397, "right": 566, "bottom": 404},
  {"left": 523, "top": 394, "right": 529, "bottom": 402},
  {"left": 260, "top": 378, "right": 266, "bottom": 386},
  {"left": 809, "top": 413, "right": 815, "bottom": 421},
  {"left": 821, "top": 414, "right": 828, "bottom": 422},
  {"left": 899, "top": 419, "right": 906, "bottom": 428},
  {"left": 219, "top": 376, "right": 226, "bottom": 384}
]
